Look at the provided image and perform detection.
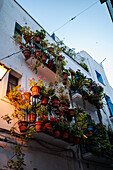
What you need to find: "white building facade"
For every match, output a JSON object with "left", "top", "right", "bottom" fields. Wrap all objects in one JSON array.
[{"left": 0, "top": 0, "right": 113, "bottom": 169}]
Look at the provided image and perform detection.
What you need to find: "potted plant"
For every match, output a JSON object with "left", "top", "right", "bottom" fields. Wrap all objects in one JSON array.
[
  {"left": 63, "top": 69, "right": 70, "bottom": 80},
  {"left": 41, "top": 82, "right": 55, "bottom": 105},
  {"left": 19, "top": 42, "right": 33, "bottom": 60},
  {"left": 34, "top": 29, "right": 46, "bottom": 43},
  {"left": 28, "top": 77, "right": 45, "bottom": 98},
  {"left": 51, "top": 95, "right": 59, "bottom": 107}
]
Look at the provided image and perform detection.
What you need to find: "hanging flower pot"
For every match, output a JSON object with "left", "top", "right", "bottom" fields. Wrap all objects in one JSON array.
[
  {"left": 35, "top": 49, "right": 41, "bottom": 57},
  {"left": 55, "top": 110, "right": 60, "bottom": 115},
  {"left": 28, "top": 113, "right": 36, "bottom": 123},
  {"left": 48, "top": 47, "right": 54, "bottom": 52},
  {"left": 58, "top": 55, "right": 63, "bottom": 61},
  {"left": 23, "top": 49, "right": 30, "bottom": 60},
  {"left": 51, "top": 96, "right": 59, "bottom": 107},
  {"left": 18, "top": 121, "right": 29, "bottom": 132},
  {"left": 53, "top": 129, "right": 60, "bottom": 138},
  {"left": 48, "top": 60, "right": 54, "bottom": 69},
  {"left": 44, "top": 123, "right": 53, "bottom": 134},
  {"left": 41, "top": 54, "right": 47, "bottom": 64},
  {"left": 35, "top": 36, "right": 41, "bottom": 43},
  {"left": 31, "top": 86, "right": 40, "bottom": 98},
  {"left": 63, "top": 72, "right": 68, "bottom": 80},
  {"left": 35, "top": 121, "right": 43, "bottom": 132},
  {"left": 69, "top": 109, "right": 74, "bottom": 117},
  {"left": 23, "top": 92, "right": 31, "bottom": 100},
  {"left": 64, "top": 105, "right": 69, "bottom": 112},
  {"left": 41, "top": 96, "right": 49, "bottom": 105}
]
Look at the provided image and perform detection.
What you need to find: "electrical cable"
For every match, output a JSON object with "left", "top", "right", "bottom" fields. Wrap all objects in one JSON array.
[
  {"left": 0, "top": 50, "right": 21, "bottom": 62},
  {"left": 53, "top": 1, "right": 99, "bottom": 33}
]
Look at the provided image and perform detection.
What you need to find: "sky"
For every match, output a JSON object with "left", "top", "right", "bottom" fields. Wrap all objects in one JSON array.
[{"left": 16, "top": 0, "right": 113, "bottom": 87}]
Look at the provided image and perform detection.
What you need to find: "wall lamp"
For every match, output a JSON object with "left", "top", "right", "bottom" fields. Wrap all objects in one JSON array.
[{"left": 0, "top": 62, "right": 11, "bottom": 81}]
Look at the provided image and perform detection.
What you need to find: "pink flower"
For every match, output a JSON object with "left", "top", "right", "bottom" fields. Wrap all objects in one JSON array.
[
  {"left": 32, "top": 78, "right": 35, "bottom": 81},
  {"left": 28, "top": 79, "right": 31, "bottom": 81},
  {"left": 38, "top": 76, "right": 42, "bottom": 79},
  {"left": 31, "top": 70, "right": 33, "bottom": 72},
  {"left": 43, "top": 77, "right": 46, "bottom": 80}
]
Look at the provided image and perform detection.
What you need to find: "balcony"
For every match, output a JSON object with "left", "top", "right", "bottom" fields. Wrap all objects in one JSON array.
[
  {"left": 25, "top": 57, "right": 56, "bottom": 82},
  {"left": 33, "top": 132, "right": 76, "bottom": 150},
  {"left": 72, "top": 93, "right": 97, "bottom": 112},
  {"left": 82, "top": 152, "right": 113, "bottom": 164}
]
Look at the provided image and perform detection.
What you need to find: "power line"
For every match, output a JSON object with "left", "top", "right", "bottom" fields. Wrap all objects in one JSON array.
[
  {"left": 0, "top": 51, "right": 21, "bottom": 62},
  {"left": 53, "top": 1, "right": 99, "bottom": 33}
]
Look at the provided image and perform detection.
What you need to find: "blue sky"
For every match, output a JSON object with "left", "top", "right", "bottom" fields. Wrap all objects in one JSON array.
[{"left": 17, "top": 0, "right": 113, "bottom": 87}]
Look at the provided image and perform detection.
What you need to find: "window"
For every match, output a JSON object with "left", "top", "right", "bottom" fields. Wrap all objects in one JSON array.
[
  {"left": 14, "top": 22, "right": 22, "bottom": 35},
  {"left": 95, "top": 70, "right": 104, "bottom": 84},
  {"left": 7, "top": 73, "right": 18, "bottom": 93},
  {"left": 105, "top": 95, "right": 113, "bottom": 117}
]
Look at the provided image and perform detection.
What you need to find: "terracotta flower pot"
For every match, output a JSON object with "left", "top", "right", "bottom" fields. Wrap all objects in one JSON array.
[
  {"left": 53, "top": 129, "right": 60, "bottom": 138},
  {"left": 44, "top": 123, "right": 53, "bottom": 134},
  {"left": 23, "top": 49, "right": 30, "bottom": 60},
  {"left": 41, "top": 54, "right": 47, "bottom": 64},
  {"left": 35, "top": 36, "right": 41, "bottom": 43},
  {"left": 41, "top": 96, "right": 49, "bottom": 105},
  {"left": 18, "top": 121, "right": 29, "bottom": 132},
  {"left": 35, "top": 121, "right": 43, "bottom": 132},
  {"left": 58, "top": 55, "right": 63, "bottom": 61},
  {"left": 31, "top": 86, "right": 40, "bottom": 98},
  {"left": 23, "top": 92, "right": 31, "bottom": 100},
  {"left": 28, "top": 113, "right": 36, "bottom": 123},
  {"left": 35, "top": 49, "right": 41, "bottom": 57},
  {"left": 61, "top": 131, "right": 69, "bottom": 140},
  {"left": 48, "top": 47, "right": 54, "bottom": 52},
  {"left": 48, "top": 60, "right": 54, "bottom": 69},
  {"left": 51, "top": 98, "right": 59, "bottom": 107},
  {"left": 63, "top": 72, "right": 68, "bottom": 80},
  {"left": 69, "top": 109, "right": 74, "bottom": 117}
]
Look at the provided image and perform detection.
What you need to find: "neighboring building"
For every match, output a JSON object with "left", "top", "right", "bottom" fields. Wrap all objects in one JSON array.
[
  {"left": 0, "top": 0, "right": 113, "bottom": 170},
  {"left": 100, "top": 0, "right": 113, "bottom": 22}
]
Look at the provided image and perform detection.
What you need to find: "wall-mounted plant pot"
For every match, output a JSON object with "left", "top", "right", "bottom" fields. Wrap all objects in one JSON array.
[
  {"left": 87, "top": 125, "right": 93, "bottom": 131},
  {"left": 58, "top": 55, "right": 63, "bottom": 61},
  {"left": 64, "top": 105, "right": 69, "bottom": 112},
  {"left": 23, "top": 92, "right": 31, "bottom": 100},
  {"left": 35, "top": 121, "right": 43, "bottom": 132},
  {"left": 69, "top": 109, "right": 74, "bottom": 117},
  {"left": 63, "top": 72, "right": 68, "bottom": 80},
  {"left": 48, "top": 60, "right": 54, "bottom": 69},
  {"left": 41, "top": 54, "right": 47, "bottom": 64},
  {"left": 23, "top": 49, "right": 30, "bottom": 60},
  {"left": 18, "top": 121, "right": 29, "bottom": 132},
  {"left": 51, "top": 98, "right": 59, "bottom": 107},
  {"left": 35, "top": 36, "right": 41, "bottom": 43},
  {"left": 35, "top": 49, "right": 41, "bottom": 57},
  {"left": 48, "top": 47, "right": 54, "bottom": 52},
  {"left": 61, "top": 131, "right": 69, "bottom": 141},
  {"left": 44, "top": 123, "right": 53, "bottom": 134},
  {"left": 28, "top": 113, "right": 36, "bottom": 123},
  {"left": 41, "top": 96, "right": 49, "bottom": 105},
  {"left": 31, "top": 86, "right": 40, "bottom": 98},
  {"left": 53, "top": 129, "right": 60, "bottom": 138}
]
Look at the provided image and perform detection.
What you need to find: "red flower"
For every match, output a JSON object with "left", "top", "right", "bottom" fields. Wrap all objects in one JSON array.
[
  {"left": 54, "top": 119, "right": 58, "bottom": 123},
  {"left": 89, "top": 131, "right": 92, "bottom": 134},
  {"left": 50, "top": 117, "right": 54, "bottom": 121},
  {"left": 86, "top": 134, "right": 89, "bottom": 136},
  {"left": 19, "top": 45, "right": 22, "bottom": 49}
]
